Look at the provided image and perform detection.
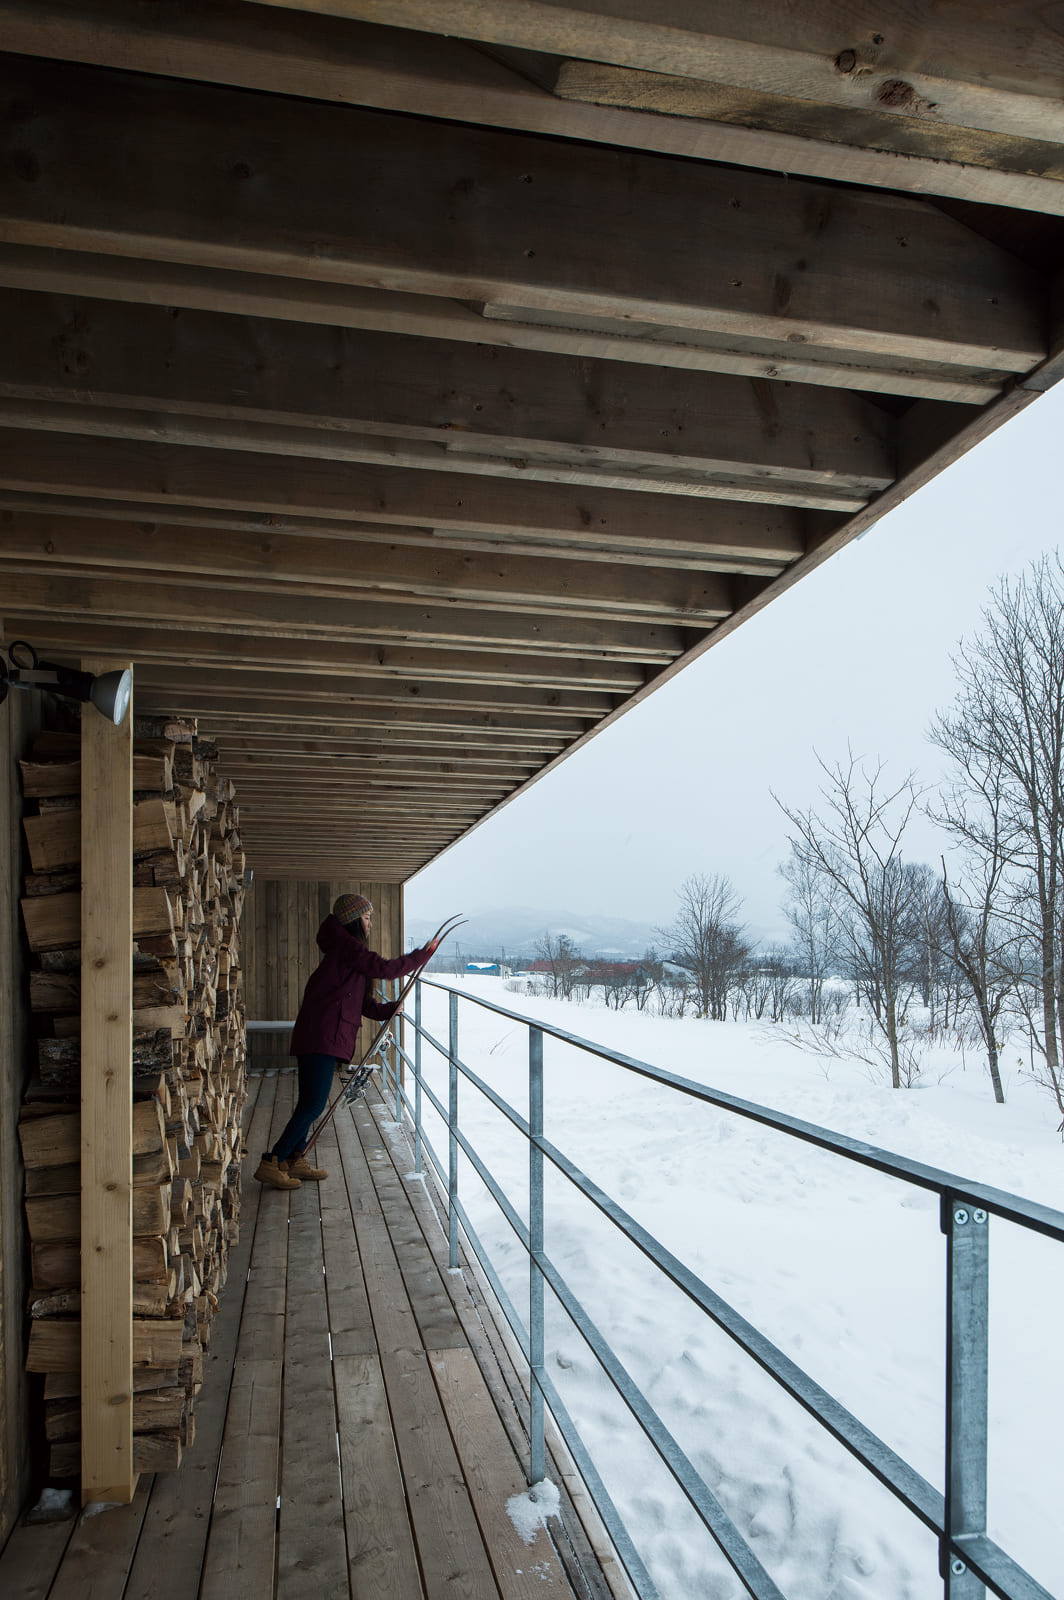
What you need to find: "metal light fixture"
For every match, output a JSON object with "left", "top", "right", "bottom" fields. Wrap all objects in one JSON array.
[{"left": 0, "top": 641, "right": 132, "bottom": 726}]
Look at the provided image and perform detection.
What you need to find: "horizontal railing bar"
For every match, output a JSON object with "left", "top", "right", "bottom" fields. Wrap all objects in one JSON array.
[
  {"left": 387, "top": 1045, "right": 668, "bottom": 1595},
  {"left": 539, "top": 1250, "right": 787, "bottom": 1599},
  {"left": 415, "top": 1023, "right": 533, "bottom": 1138},
  {"left": 534, "top": 1364, "right": 663, "bottom": 1600},
  {"left": 537, "top": 1131, "right": 944, "bottom": 1532},
  {"left": 955, "top": 1534, "right": 1056, "bottom": 1600},
  {"left": 422, "top": 982, "right": 1064, "bottom": 1242},
  {"left": 442, "top": 1176, "right": 662, "bottom": 1600},
  {"left": 394, "top": 1035, "right": 532, "bottom": 1244}
]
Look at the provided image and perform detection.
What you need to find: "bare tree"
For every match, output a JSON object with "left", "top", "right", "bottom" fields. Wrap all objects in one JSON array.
[
  {"left": 661, "top": 874, "right": 749, "bottom": 1020},
  {"left": 739, "top": 948, "right": 798, "bottom": 1022},
  {"left": 776, "top": 752, "right": 922, "bottom": 1088},
  {"left": 902, "top": 861, "right": 952, "bottom": 1029},
  {"left": 779, "top": 844, "right": 843, "bottom": 1024},
  {"left": 535, "top": 931, "right": 582, "bottom": 999},
  {"left": 939, "top": 862, "right": 1015, "bottom": 1104},
  {"left": 930, "top": 553, "right": 1064, "bottom": 1118}
]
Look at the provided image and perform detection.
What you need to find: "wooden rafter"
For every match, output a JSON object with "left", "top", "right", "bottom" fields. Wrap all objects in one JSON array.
[{"left": 5, "top": 2, "right": 1064, "bottom": 216}]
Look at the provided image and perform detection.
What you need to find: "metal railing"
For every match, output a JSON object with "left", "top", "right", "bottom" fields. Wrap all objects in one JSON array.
[{"left": 370, "top": 978, "right": 1062, "bottom": 1600}]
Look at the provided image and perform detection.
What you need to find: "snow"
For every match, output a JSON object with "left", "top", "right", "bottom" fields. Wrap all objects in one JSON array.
[
  {"left": 403, "top": 977, "right": 1064, "bottom": 1600},
  {"left": 507, "top": 1478, "right": 562, "bottom": 1544}
]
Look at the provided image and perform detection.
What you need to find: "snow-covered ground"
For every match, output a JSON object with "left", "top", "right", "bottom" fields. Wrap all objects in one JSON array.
[{"left": 397, "top": 978, "right": 1064, "bottom": 1600}]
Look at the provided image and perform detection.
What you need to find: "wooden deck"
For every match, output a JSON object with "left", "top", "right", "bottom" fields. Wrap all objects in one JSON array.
[{"left": 0, "top": 1073, "right": 623, "bottom": 1600}]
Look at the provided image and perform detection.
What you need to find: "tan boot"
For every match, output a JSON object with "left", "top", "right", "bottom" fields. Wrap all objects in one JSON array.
[
  {"left": 285, "top": 1153, "right": 327, "bottom": 1182},
  {"left": 254, "top": 1153, "right": 301, "bottom": 1190}
]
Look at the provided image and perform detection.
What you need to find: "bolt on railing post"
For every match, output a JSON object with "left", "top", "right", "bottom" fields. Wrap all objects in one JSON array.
[
  {"left": 448, "top": 989, "right": 459, "bottom": 1270},
  {"left": 942, "top": 1197, "right": 988, "bottom": 1599},
  {"left": 529, "top": 1025, "right": 546, "bottom": 1485},
  {"left": 413, "top": 979, "right": 423, "bottom": 1174}
]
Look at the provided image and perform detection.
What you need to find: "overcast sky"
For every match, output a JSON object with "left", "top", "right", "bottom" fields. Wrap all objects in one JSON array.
[{"left": 407, "top": 381, "right": 1064, "bottom": 945}]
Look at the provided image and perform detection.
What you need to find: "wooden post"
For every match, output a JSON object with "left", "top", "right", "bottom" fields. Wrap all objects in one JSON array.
[{"left": 80, "top": 659, "right": 136, "bottom": 1504}]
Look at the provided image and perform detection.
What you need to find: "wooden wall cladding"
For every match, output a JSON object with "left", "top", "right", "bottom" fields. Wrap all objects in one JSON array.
[{"left": 0, "top": 690, "right": 42, "bottom": 1545}]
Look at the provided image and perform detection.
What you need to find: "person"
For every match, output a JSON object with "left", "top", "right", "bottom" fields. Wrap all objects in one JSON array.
[{"left": 254, "top": 893, "right": 439, "bottom": 1190}]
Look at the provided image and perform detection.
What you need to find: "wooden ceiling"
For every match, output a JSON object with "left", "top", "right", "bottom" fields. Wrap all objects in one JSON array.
[{"left": 2, "top": 1, "right": 1062, "bottom": 880}]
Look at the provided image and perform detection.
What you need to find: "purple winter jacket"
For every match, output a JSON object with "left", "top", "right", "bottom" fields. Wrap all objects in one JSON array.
[{"left": 289, "top": 915, "right": 433, "bottom": 1062}]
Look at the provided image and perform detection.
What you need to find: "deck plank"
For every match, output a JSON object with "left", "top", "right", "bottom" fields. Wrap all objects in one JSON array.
[
  {"left": 334, "top": 1352, "right": 425, "bottom": 1600},
  {"left": 352, "top": 1101, "right": 467, "bottom": 1353},
  {"left": 330, "top": 1111, "right": 427, "bottom": 1597},
  {"left": 319, "top": 1115, "right": 377, "bottom": 1359},
  {"left": 124, "top": 1073, "right": 272, "bottom": 1600},
  {"left": 0, "top": 1515, "right": 76, "bottom": 1600},
  {"left": 46, "top": 1478, "right": 151, "bottom": 1600},
  {"left": 199, "top": 1075, "right": 294, "bottom": 1600},
  {"left": 365, "top": 1091, "right": 615, "bottom": 1600},
  {"left": 382, "top": 1343, "right": 502, "bottom": 1600},
  {"left": 431, "top": 1346, "right": 573, "bottom": 1600},
  {"left": 276, "top": 1171, "right": 348, "bottom": 1599},
  {"left": 347, "top": 1108, "right": 502, "bottom": 1600}
]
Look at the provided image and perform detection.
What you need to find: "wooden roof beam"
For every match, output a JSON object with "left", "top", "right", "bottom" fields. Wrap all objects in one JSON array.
[
  {"left": 248, "top": 1, "right": 1064, "bottom": 147},
  {"left": 0, "top": 57, "right": 1045, "bottom": 380},
  {"left": 132, "top": 701, "right": 589, "bottom": 742},
  {"left": 223, "top": 752, "right": 542, "bottom": 778},
  {"left": 0, "top": 570, "right": 702, "bottom": 660},
  {"left": 5, "top": 2, "right": 1064, "bottom": 216},
  {"left": 0, "top": 394, "right": 875, "bottom": 511},
  {"left": 0, "top": 496, "right": 785, "bottom": 587},
  {"left": 0, "top": 427, "right": 808, "bottom": 564},
  {"left": 130, "top": 664, "right": 622, "bottom": 719},
  {"left": 0, "top": 289, "right": 896, "bottom": 501},
  {"left": 0, "top": 517, "right": 733, "bottom": 621},
  {"left": 3, "top": 620, "right": 663, "bottom": 691},
  {"left": 209, "top": 730, "right": 567, "bottom": 758},
  {"left": 0, "top": 248, "right": 1013, "bottom": 406}
]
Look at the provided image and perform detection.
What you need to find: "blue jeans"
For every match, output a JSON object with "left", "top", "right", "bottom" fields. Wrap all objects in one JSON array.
[{"left": 270, "top": 1053, "right": 338, "bottom": 1161}]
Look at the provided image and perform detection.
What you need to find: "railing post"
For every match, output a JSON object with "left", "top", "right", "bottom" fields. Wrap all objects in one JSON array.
[
  {"left": 393, "top": 976, "right": 402, "bottom": 1122},
  {"left": 448, "top": 989, "right": 459, "bottom": 1270},
  {"left": 414, "top": 979, "right": 423, "bottom": 1174},
  {"left": 942, "top": 1197, "right": 988, "bottom": 1599},
  {"left": 529, "top": 1025, "right": 546, "bottom": 1485}
]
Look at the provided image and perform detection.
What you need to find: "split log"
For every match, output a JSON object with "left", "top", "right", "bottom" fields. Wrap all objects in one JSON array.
[
  {"left": 31, "top": 1237, "right": 170, "bottom": 1293},
  {"left": 19, "top": 1098, "right": 167, "bottom": 1168},
  {"left": 26, "top": 1317, "right": 185, "bottom": 1372},
  {"left": 20, "top": 752, "right": 172, "bottom": 799},
  {"left": 23, "top": 798, "right": 174, "bottom": 873},
  {"left": 21, "top": 885, "right": 174, "bottom": 952},
  {"left": 25, "top": 1184, "right": 172, "bottom": 1244}
]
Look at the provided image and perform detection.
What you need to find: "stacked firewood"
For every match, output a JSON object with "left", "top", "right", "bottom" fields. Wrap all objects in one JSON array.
[{"left": 18, "top": 715, "right": 248, "bottom": 1478}]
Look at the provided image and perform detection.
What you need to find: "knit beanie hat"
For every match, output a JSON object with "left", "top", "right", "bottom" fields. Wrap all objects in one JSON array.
[{"left": 333, "top": 892, "right": 372, "bottom": 926}]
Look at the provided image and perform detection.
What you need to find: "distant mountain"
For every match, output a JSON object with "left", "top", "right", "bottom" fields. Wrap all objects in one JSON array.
[
  {"left": 406, "top": 905, "right": 664, "bottom": 963},
  {"left": 407, "top": 905, "right": 791, "bottom": 965}
]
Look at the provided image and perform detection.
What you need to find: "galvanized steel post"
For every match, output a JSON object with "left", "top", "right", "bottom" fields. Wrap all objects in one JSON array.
[
  {"left": 529, "top": 1026, "right": 546, "bottom": 1485},
  {"left": 943, "top": 1197, "right": 988, "bottom": 1599},
  {"left": 393, "top": 976, "right": 402, "bottom": 1122},
  {"left": 414, "top": 980, "right": 423, "bottom": 1174},
  {"left": 448, "top": 989, "right": 459, "bottom": 1270}
]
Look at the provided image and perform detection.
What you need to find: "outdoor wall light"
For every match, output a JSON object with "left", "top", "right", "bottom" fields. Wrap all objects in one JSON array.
[{"left": 0, "top": 641, "right": 132, "bottom": 727}]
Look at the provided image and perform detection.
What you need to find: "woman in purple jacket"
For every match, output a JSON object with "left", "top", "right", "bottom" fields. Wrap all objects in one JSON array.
[{"left": 254, "top": 892, "right": 439, "bottom": 1189}]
